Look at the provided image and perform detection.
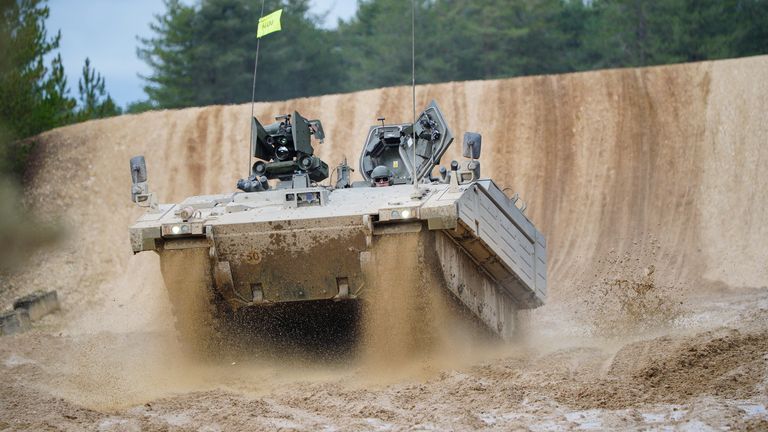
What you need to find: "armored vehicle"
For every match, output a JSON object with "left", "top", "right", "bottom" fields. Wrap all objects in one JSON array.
[{"left": 129, "top": 101, "right": 546, "bottom": 344}]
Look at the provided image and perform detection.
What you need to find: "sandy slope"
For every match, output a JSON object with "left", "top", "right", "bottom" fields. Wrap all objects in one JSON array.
[{"left": 1, "top": 56, "right": 767, "bottom": 430}]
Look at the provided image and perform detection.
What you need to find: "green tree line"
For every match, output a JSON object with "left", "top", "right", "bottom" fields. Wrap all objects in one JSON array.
[
  {"left": 1, "top": 0, "right": 119, "bottom": 178},
  {"left": 0, "top": 0, "right": 110, "bottom": 267},
  {"left": 135, "top": 0, "right": 768, "bottom": 110}
]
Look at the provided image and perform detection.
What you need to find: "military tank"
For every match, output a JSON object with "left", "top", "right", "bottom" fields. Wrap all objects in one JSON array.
[{"left": 129, "top": 101, "right": 546, "bottom": 345}]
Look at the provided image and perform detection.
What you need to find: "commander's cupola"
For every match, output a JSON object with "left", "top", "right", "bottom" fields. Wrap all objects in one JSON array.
[{"left": 359, "top": 100, "right": 454, "bottom": 185}]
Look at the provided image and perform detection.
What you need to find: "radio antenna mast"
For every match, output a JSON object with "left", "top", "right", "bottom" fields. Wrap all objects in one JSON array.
[
  {"left": 248, "top": 0, "right": 268, "bottom": 178},
  {"left": 410, "top": 0, "right": 418, "bottom": 191}
]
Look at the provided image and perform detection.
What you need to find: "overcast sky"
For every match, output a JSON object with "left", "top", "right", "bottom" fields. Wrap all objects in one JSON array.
[{"left": 46, "top": 0, "right": 358, "bottom": 108}]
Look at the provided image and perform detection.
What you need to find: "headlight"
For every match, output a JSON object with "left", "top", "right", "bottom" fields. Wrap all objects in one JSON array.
[
  {"left": 162, "top": 222, "right": 204, "bottom": 237},
  {"left": 379, "top": 206, "right": 419, "bottom": 222}
]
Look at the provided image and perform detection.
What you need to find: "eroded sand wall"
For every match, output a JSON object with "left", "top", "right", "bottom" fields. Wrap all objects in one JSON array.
[{"left": 11, "top": 56, "right": 767, "bottom": 314}]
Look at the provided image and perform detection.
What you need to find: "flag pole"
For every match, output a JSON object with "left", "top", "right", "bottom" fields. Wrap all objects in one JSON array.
[{"left": 248, "top": 0, "right": 267, "bottom": 179}]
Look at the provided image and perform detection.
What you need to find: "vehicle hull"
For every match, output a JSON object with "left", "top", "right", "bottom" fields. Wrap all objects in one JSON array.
[{"left": 133, "top": 181, "right": 546, "bottom": 340}]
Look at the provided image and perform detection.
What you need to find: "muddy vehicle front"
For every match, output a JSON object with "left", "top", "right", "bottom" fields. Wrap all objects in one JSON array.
[{"left": 128, "top": 101, "right": 546, "bottom": 344}]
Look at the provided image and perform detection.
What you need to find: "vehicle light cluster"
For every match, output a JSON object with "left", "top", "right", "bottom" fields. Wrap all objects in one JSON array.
[
  {"left": 161, "top": 222, "right": 204, "bottom": 237},
  {"left": 379, "top": 206, "right": 419, "bottom": 222}
]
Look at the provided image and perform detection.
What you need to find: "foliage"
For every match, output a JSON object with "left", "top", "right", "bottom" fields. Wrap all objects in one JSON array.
[
  {"left": 138, "top": 0, "right": 344, "bottom": 107},
  {"left": 0, "top": 0, "right": 119, "bottom": 178},
  {"left": 76, "top": 57, "right": 120, "bottom": 121},
  {"left": 125, "top": 99, "right": 157, "bottom": 114},
  {"left": 335, "top": 0, "right": 426, "bottom": 91},
  {"left": 139, "top": 0, "right": 768, "bottom": 107},
  {"left": 1, "top": 0, "right": 71, "bottom": 176},
  {"left": 565, "top": 0, "right": 767, "bottom": 68}
]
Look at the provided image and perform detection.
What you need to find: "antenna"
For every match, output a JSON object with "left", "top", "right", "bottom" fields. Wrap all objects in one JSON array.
[
  {"left": 411, "top": 0, "right": 417, "bottom": 191},
  {"left": 248, "top": 0, "right": 268, "bottom": 178}
]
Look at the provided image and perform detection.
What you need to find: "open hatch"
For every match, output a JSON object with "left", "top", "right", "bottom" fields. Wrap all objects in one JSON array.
[{"left": 359, "top": 100, "right": 454, "bottom": 184}]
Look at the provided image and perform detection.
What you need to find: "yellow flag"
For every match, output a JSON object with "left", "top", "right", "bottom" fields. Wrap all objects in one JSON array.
[{"left": 257, "top": 9, "right": 282, "bottom": 38}]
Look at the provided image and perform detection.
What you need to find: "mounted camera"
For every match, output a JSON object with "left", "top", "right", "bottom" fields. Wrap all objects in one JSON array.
[
  {"left": 435, "top": 132, "right": 482, "bottom": 186},
  {"left": 237, "top": 111, "right": 329, "bottom": 192},
  {"left": 129, "top": 155, "right": 158, "bottom": 209}
]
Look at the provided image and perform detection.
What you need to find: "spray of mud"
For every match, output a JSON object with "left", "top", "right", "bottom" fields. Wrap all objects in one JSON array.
[
  {"left": 48, "top": 230, "right": 502, "bottom": 410},
  {"left": 20, "top": 248, "right": 232, "bottom": 410},
  {"left": 361, "top": 233, "right": 425, "bottom": 364},
  {"left": 159, "top": 247, "right": 224, "bottom": 354},
  {"left": 571, "top": 235, "right": 686, "bottom": 337},
  {"left": 35, "top": 248, "right": 361, "bottom": 411},
  {"left": 359, "top": 231, "right": 500, "bottom": 382}
]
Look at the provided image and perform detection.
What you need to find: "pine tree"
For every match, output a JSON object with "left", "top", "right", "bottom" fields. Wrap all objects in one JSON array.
[
  {"left": 582, "top": 0, "right": 705, "bottom": 68},
  {"left": 0, "top": 0, "right": 72, "bottom": 138},
  {"left": 138, "top": 0, "right": 344, "bottom": 108},
  {"left": 1, "top": 0, "right": 120, "bottom": 176},
  {"left": 76, "top": 57, "right": 120, "bottom": 120},
  {"left": 0, "top": 0, "right": 74, "bottom": 175},
  {"left": 137, "top": 0, "right": 198, "bottom": 108},
  {"left": 337, "top": 0, "right": 425, "bottom": 91}
]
